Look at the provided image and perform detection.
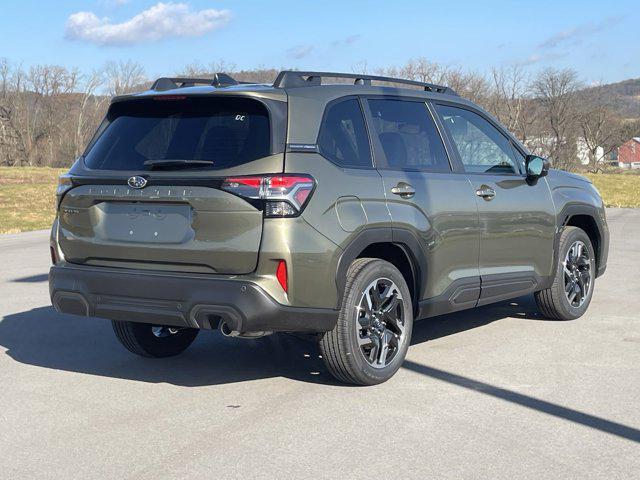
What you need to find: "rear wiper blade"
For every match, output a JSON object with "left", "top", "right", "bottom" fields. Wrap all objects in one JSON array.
[{"left": 143, "top": 159, "right": 214, "bottom": 168}]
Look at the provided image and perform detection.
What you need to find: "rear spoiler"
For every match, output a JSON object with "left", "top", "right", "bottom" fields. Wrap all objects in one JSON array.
[{"left": 150, "top": 74, "right": 239, "bottom": 91}]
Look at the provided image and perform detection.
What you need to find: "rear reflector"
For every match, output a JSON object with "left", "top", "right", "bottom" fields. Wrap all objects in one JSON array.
[
  {"left": 276, "top": 260, "right": 288, "bottom": 293},
  {"left": 50, "top": 246, "right": 57, "bottom": 265}
]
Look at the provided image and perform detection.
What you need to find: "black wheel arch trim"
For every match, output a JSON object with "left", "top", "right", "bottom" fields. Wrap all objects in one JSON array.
[
  {"left": 555, "top": 203, "right": 607, "bottom": 275},
  {"left": 335, "top": 227, "right": 428, "bottom": 314}
]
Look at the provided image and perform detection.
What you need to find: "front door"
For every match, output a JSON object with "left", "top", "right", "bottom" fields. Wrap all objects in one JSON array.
[
  {"left": 362, "top": 97, "right": 481, "bottom": 317},
  {"left": 434, "top": 103, "right": 556, "bottom": 304}
]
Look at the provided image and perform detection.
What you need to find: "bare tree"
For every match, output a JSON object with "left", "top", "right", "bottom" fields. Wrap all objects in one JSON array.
[
  {"left": 26, "top": 65, "right": 79, "bottom": 165},
  {"left": 0, "top": 58, "right": 636, "bottom": 170},
  {"left": 104, "top": 60, "right": 147, "bottom": 96},
  {"left": 376, "top": 58, "right": 489, "bottom": 104},
  {"left": 75, "top": 70, "right": 106, "bottom": 158},
  {"left": 530, "top": 68, "right": 582, "bottom": 170},
  {"left": 400, "top": 58, "right": 448, "bottom": 84},
  {"left": 179, "top": 60, "right": 237, "bottom": 77},
  {"left": 574, "top": 87, "right": 625, "bottom": 171},
  {"left": 487, "top": 66, "right": 534, "bottom": 143},
  {"left": 178, "top": 61, "right": 279, "bottom": 84}
]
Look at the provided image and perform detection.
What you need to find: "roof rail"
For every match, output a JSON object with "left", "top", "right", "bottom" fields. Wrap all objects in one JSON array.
[
  {"left": 273, "top": 70, "right": 457, "bottom": 95},
  {"left": 150, "top": 73, "right": 238, "bottom": 91}
]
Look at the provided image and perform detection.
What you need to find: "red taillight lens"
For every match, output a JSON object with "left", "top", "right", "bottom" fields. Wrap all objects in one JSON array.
[
  {"left": 268, "top": 176, "right": 312, "bottom": 189},
  {"left": 221, "top": 174, "right": 315, "bottom": 217},
  {"left": 224, "top": 176, "right": 262, "bottom": 188},
  {"left": 276, "top": 260, "right": 288, "bottom": 293}
]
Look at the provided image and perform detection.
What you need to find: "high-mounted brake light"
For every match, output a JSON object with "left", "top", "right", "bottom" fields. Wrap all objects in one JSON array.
[
  {"left": 153, "top": 95, "right": 187, "bottom": 101},
  {"left": 221, "top": 174, "right": 315, "bottom": 217}
]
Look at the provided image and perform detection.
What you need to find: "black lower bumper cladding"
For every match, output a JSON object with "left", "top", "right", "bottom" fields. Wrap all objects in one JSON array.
[{"left": 49, "top": 264, "right": 338, "bottom": 333}]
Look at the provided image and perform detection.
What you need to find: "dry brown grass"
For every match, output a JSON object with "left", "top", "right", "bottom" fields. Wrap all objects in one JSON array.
[
  {"left": 0, "top": 168, "right": 639, "bottom": 235},
  {"left": 584, "top": 173, "right": 640, "bottom": 209},
  {"left": 0, "top": 167, "right": 65, "bottom": 234}
]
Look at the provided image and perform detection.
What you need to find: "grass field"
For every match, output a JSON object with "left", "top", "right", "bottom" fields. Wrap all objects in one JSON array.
[
  {"left": 584, "top": 173, "right": 640, "bottom": 209},
  {"left": 0, "top": 167, "right": 65, "bottom": 234},
  {"left": 0, "top": 167, "right": 639, "bottom": 234}
]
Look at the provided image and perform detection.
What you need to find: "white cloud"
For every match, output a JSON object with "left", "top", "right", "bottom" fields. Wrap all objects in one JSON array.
[
  {"left": 105, "top": 0, "right": 131, "bottom": 6},
  {"left": 515, "top": 51, "right": 569, "bottom": 67},
  {"left": 331, "top": 34, "right": 360, "bottom": 47},
  {"left": 538, "top": 16, "right": 623, "bottom": 49},
  {"left": 286, "top": 45, "right": 314, "bottom": 59},
  {"left": 65, "top": 2, "right": 231, "bottom": 46}
]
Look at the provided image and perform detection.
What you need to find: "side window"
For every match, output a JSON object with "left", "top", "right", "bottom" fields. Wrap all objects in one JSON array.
[
  {"left": 435, "top": 105, "right": 519, "bottom": 174},
  {"left": 511, "top": 142, "right": 527, "bottom": 171},
  {"left": 366, "top": 99, "right": 450, "bottom": 172},
  {"left": 318, "top": 99, "right": 372, "bottom": 168}
]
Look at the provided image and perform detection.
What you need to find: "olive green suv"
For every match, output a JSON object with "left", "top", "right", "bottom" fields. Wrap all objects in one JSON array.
[{"left": 49, "top": 71, "right": 609, "bottom": 385}]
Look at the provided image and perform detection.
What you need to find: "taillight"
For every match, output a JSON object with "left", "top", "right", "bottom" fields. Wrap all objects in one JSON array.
[
  {"left": 221, "top": 174, "right": 315, "bottom": 217},
  {"left": 56, "top": 173, "right": 73, "bottom": 206}
]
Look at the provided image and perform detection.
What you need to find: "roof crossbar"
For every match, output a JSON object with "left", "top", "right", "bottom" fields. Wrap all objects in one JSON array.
[
  {"left": 273, "top": 70, "right": 457, "bottom": 95},
  {"left": 151, "top": 73, "right": 239, "bottom": 91}
]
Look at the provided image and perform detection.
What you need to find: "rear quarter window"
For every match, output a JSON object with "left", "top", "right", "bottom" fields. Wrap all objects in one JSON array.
[
  {"left": 84, "top": 97, "right": 271, "bottom": 171},
  {"left": 317, "top": 98, "right": 373, "bottom": 168}
]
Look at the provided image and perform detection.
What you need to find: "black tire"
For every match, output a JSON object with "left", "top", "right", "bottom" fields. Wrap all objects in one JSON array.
[
  {"left": 112, "top": 321, "right": 199, "bottom": 358},
  {"left": 319, "top": 258, "right": 414, "bottom": 386},
  {"left": 535, "top": 226, "right": 596, "bottom": 320}
]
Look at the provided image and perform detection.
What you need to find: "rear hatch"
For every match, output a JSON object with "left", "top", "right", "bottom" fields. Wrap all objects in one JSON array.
[{"left": 57, "top": 94, "right": 286, "bottom": 274}]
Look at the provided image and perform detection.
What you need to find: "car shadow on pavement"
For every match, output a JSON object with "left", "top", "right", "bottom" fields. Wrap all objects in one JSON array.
[
  {"left": 410, "top": 293, "right": 543, "bottom": 345},
  {"left": 0, "top": 306, "right": 335, "bottom": 386},
  {"left": 0, "top": 294, "right": 543, "bottom": 388},
  {"left": 3, "top": 299, "right": 639, "bottom": 442},
  {"left": 11, "top": 273, "right": 49, "bottom": 283}
]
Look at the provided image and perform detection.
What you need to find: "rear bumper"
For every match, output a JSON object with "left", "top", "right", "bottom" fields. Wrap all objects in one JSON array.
[{"left": 49, "top": 264, "right": 338, "bottom": 333}]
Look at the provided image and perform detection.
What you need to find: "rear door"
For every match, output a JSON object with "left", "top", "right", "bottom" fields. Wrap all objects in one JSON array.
[
  {"left": 433, "top": 103, "right": 556, "bottom": 304},
  {"left": 362, "top": 97, "right": 481, "bottom": 315},
  {"left": 58, "top": 95, "right": 285, "bottom": 274}
]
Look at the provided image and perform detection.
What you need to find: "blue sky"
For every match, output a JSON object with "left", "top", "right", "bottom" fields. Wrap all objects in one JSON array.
[{"left": 1, "top": 0, "right": 638, "bottom": 84}]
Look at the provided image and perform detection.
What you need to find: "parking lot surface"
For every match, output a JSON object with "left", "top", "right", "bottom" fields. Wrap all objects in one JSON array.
[{"left": 0, "top": 209, "right": 638, "bottom": 479}]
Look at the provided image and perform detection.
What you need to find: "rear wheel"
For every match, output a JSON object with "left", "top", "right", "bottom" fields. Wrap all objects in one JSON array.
[
  {"left": 535, "top": 226, "right": 596, "bottom": 320},
  {"left": 112, "top": 321, "right": 199, "bottom": 357},
  {"left": 320, "top": 258, "right": 413, "bottom": 385}
]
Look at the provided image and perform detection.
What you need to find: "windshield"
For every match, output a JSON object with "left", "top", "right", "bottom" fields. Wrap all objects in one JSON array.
[{"left": 84, "top": 97, "right": 271, "bottom": 171}]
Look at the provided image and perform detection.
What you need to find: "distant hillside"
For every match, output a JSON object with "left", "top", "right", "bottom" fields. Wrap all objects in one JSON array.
[{"left": 580, "top": 78, "right": 640, "bottom": 120}]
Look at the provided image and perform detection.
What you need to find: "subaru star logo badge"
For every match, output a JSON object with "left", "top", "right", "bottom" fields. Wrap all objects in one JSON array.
[{"left": 127, "top": 176, "right": 147, "bottom": 189}]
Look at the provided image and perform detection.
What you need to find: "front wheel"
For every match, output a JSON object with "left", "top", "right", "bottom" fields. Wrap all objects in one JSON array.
[
  {"left": 320, "top": 258, "right": 413, "bottom": 386},
  {"left": 112, "top": 321, "right": 199, "bottom": 358},
  {"left": 535, "top": 226, "right": 596, "bottom": 320}
]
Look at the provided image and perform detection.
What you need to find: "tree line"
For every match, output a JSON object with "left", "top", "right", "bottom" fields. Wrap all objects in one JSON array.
[{"left": 0, "top": 58, "right": 638, "bottom": 170}]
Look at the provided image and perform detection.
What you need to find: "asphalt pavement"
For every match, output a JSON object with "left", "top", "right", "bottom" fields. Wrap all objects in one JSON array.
[{"left": 0, "top": 209, "right": 638, "bottom": 479}]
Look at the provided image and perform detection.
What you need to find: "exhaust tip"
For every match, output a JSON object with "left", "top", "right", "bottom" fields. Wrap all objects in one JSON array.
[
  {"left": 219, "top": 321, "right": 237, "bottom": 337},
  {"left": 219, "top": 321, "right": 272, "bottom": 339}
]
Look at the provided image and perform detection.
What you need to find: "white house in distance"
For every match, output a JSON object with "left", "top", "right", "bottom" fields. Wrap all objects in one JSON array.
[
  {"left": 576, "top": 138, "right": 605, "bottom": 166},
  {"left": 525, "top": 136, "right": 605, "bottom": 166}
]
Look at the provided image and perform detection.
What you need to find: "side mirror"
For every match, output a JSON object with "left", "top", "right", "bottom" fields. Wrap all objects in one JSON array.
[{"left": 525, "top": 155, "right": 549, "bottom": 184}]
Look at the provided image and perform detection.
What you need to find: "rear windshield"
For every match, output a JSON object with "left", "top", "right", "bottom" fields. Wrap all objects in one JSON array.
[{"left": 84, "top": 97, "right": 271, "bottom": 171}]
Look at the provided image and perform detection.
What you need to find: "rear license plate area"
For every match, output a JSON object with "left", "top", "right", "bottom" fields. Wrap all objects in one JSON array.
[{"left": 93, "top": 202, "right": 193, "bottom": 244}]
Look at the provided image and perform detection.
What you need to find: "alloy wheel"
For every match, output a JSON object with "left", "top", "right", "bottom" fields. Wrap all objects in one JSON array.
[
  {"left": 563, "top": 240, "right": 592, "bottom": 308},
  {"left": 355, "top": 278, "right": 406, "bottom": 368},
  {"left": 151, "top": 326, "right": 181, "bottom": 338}
]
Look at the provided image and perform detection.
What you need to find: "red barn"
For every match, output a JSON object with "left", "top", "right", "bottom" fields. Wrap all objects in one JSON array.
[{"left": 616, "top": 138, "right": 640, "bottom": 169}]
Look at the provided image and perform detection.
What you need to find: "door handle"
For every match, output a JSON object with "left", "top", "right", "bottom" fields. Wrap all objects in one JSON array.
[
  {"left": 391, "top": 182, "right": 416, "bottom": 199},
  {"left": 475, "top": 185, "right": 496, "bottom": 200}
]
